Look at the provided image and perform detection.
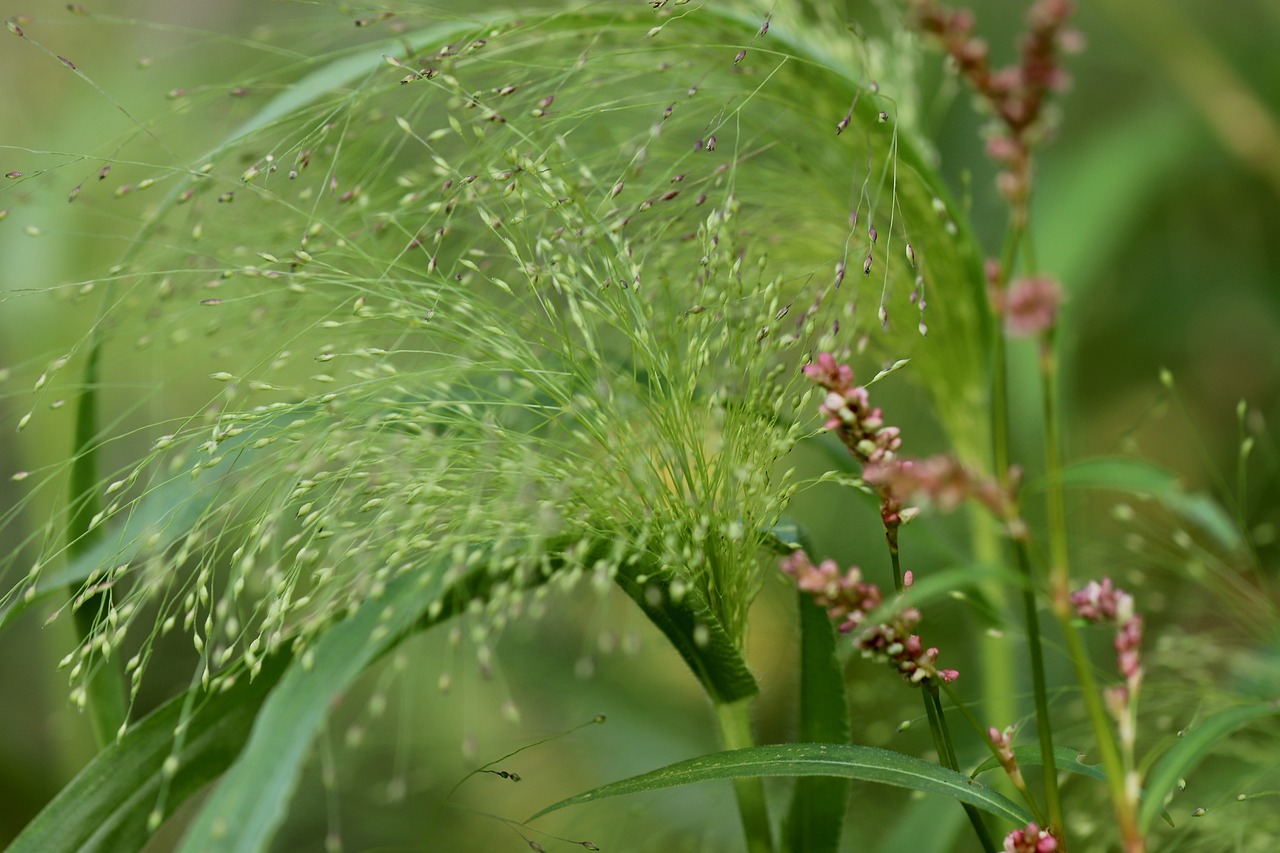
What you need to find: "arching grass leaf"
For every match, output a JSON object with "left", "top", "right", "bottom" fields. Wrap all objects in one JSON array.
[
  {"left": 1139, "top": 702, "right": 1280, "bottom": 832},
  {"left": 969, "top": 745, "right": 1106, "bottom": 783},
  {"left": 529, "top": 743, "right": 1033, "bottom": 827},
  {"left": 6, "top": 654, "right": 290, "bottom": 853},
  {"left": 1034, "top": 457, "right": 1246, "bottom": 553}
]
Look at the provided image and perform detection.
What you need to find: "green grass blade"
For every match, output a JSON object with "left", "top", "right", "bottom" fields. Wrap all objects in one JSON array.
[
  {"left": 1139, "top": 702, "right": 1280, "bottom": 832},
  {"left": 175, "top": 561, "right": 467, "bottom": 853},
  {"left": 529, "top": 743, "right": 1033, "bottom": 827},
  {"left": 969, "top": 745, "right": 1107, "bottom": 783},
  {"left": 614, "top": 556, "right": 758, "bottom": 705},
  {"left": 6, "top": 653, "right": 290, "bottom": 853},
  {"left": 785, "top": 594, "right": 851, "bottom": 853},
  {"left": 66, "top": 338, "right": 127, "bottom": 746},
  {"left": 1036, "top": 456, "right": 1246, "bottom": 553}
]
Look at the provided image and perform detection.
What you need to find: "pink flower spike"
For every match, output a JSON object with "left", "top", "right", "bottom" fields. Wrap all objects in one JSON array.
[
  {"left": 1004, "top": 822, "right": 1059, "bottom": 853},
  {"left": 1005, "top": 275, "right": 1063, "bottom": 337}
]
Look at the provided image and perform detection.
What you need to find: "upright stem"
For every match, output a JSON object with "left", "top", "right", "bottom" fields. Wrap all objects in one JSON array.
[
  {"left": 714, "top": 699, "right": 775, "bottom": 853},
  {"left": 1012, "top": 538, "right": 1063, "bottom": 836},
  {"left": 892, "top": 527, "right": 995, "bottom": 851},
  {"left": 1040, "top": 334, "right": 1142, "bottom": 849},
  {"left": 1040, "top": 333, "right": 1071, "bottom": 609},
  {"left": 989, "top": 221, "right": 1025, "bottom": 491},
  {"left": 993, "top": 222, "right": 1068, "bottom": 843},
  {"left": 923, "top": 687, "right": 996, "bottom": 852}
]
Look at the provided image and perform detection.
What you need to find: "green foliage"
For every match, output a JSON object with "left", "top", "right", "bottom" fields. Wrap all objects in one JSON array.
[
  {"left": 4, "top": 1, "right": 1278, "bottom": 851},
  {"left": 529, "top": 742, "right": 1033, "bottom": 826},
  {"left": 785, "top": 593, "right": 852, "bottom": 853}
]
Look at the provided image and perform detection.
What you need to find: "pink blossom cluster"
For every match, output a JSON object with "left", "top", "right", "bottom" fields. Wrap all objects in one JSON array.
[
  {"left": 779, "top": 550, "right": 881, "bottom": 633},
  {"left": 909, "top": 0, "right": 1080, "bottom": 212},
  {"left": 1071, "top": 578, "right": 1144, "bottom": 726},
  {"left": 987, "top": 725, "right": 1027, "bottom": 790},
  {"left": 1003, "top": 822, "right": 1059, "bottom": 853},
  {"left": 1002, "top": 275, "right": 1064, "bottom": 337},
  {"left": 780, "top": 551, "right": 958, "bottom": 685},
  {"left": 864, "top": 454, "right": 1024, "bottom": 536},
  {"left": 802, "top": 353, "right": 902, "bottom": 467},
  {"left": 1070, "top": 577, "right": 1132, "bottom": 623}
]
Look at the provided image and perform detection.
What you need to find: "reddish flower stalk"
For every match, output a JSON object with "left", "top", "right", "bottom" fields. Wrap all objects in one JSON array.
[
  {"left": 802, "top": 353, "right": 1024, "bottom": 538},
  {"left": 780, "top": 551, "right": 958, "bottom": 685},
  {"left": 1002, "top": 275, "right": 1064, "bottom": 337},
  {"left": 1071, "top": 578, "right": 1145, "bottom": 812},
  {"left": 908, "top": 0, "right": 1081, "bottom": 223},
  {"left": 803, "top": 352, "right": 902, "bottom": 468},
  {"left": 988, "top": 724, "right": 1031, "bottom": 796}
]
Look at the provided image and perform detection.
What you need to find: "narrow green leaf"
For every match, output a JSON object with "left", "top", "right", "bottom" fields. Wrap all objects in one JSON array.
[
  {"left": 1036, "top": 457, "right": 1245, "bottom": 553},
  {"left": 66, "top": 339, "right": 127, "bottom": 746},
  {"left": 970, "top": 746, "right": 1107, "bottom": 783},
  {"left": 614, "top": 557, "right": 758, "bottom": 705},
  {"left": 7, "top": 654, "right": 290, "bottom": 853},
  {"left": 785, "top": 594, "right": 851, "bottom": 853},
  {"left": 860, "top": 562, "right": 1023, "bottom": 632},
  {"left": 176, "top": 563, "right": 467, "bottom": 853},
  {"left": 530, "top": 743, "right": 1033, "bottom": 827},
  {"left": 1139, "top": 702, "right": 1280, "bottom": 832}
]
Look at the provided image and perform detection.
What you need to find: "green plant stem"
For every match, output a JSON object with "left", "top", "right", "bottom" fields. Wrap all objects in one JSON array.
[
  {"left": 993, "top": 221, "right": 1068, "bottom": 842},
  {"left": 923, "top": 687, "right": 996, "bottom": 852},
  {"left": 893, "top": 527, "right": 995, "bottom": 850},
  {"left": 1039, "top": 334, "right": 1141, "bottom": 849},
  {"left": 1040, "top": 333, "right": 1071, "bottom": 610},
  {"left": 940, "top": 681, "right": 1048, "bottom": 827},
  {"left": 1058, "top": 621, "right": 1137, "bottom": 845},
  {"left": 1011, "top": 537, "right": 1063, "bottom": 836},
  {"left": 989, "top": 221, "right": 1025, "bottom": 489},
  {"left": 68, "top": 337, "right": 128, "bottom": 747},
  {"left": 714, "top": 699, "right": 774, "bottom": 853},
  {"left": 886, "top": 527, "right": 903, "bottom": 593}
]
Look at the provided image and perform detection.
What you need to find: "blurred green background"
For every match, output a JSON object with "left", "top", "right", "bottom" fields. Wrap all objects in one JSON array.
[{"left": 2, "top": 1, "right": 1278, "bottom": 850}]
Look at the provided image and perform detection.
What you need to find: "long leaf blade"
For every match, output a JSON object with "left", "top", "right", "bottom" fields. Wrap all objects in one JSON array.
[
  {"left": 6, "top": 654, "right": 290, "bottom": 853},
  {"left": 785, "top": 594, "right": 851, "bottom": 853},
  {"left": 613, "top": 557, "right": 758, "bottom": 705},
  {"left": 1036, "top": 457, "right": 1245, "bottom": 553},
  {"left": 175, "top": 563, "right": 463, "bottom": 853},
  {"left": 529, "top": 743, "right": 1033, "bottom": 827},
  {"left": 1139, "top": 702, "right": 1280, "bottom": 831}
]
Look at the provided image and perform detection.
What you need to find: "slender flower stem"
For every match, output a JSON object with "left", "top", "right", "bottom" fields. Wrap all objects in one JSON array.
[
  {"left": 940, "top": 681, "right": 1048, "bottom": 826},
  {"left": 893, "top": 528, "right": 993, "bottom": 851},
  {"left": 993, "top": 222, "right": 1068, "bottom": 843},
  {"left": 1058, "top": 622, "right": 1138, "bottom": 846},
  {"left": 989, "top": 220, "right": 1025, "bottom": 489},
  {"left": 1041, "top": 334, "right": 1142, "bottom": 850},
  {"left": 923, "top": 686, "right": 997, "bottom": 852},
  {"left": 887, "top": 527, "right": 904, "bottom": 593},
  {"left": 1040, "top": 330, "right": 1072, "bottom": 610},
  {"left": 714, "top": 699, "right": 775, "bottom": 853},
  {"left": 1012, "top": 537, "right": 1064, "bottom": 837}
]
